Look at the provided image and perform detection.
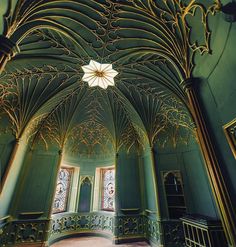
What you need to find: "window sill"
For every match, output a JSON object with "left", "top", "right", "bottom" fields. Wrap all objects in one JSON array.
[{"left": 92, "top": 210, "right": 115, "bottom": 216}]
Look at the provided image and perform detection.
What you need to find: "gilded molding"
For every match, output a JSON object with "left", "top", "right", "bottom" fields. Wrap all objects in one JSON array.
[{"left": 223, "top": 117, "right": 236, "bottom": 159}]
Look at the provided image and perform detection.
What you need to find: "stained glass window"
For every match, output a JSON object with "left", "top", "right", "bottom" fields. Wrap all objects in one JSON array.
[
  {"left": 52, "top": 167, "right": 73, "bottom": 214},
  {"left": 101, "top": 168, "right": 115, "bottom": 211}
]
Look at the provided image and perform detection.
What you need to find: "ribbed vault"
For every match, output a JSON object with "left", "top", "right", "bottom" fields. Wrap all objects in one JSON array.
[{"left": 0, "top": 0, "right": 221, "bottom": 157}]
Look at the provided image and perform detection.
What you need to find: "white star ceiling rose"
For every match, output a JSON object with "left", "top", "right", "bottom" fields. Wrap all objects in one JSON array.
[{"left": 81, "top": 60, "right": 118, "bottom": 89}]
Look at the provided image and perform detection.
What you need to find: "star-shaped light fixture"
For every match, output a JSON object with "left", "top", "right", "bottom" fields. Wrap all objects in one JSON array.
[{"left": 81, "top": 60, "right": 118, "bottom": 89}]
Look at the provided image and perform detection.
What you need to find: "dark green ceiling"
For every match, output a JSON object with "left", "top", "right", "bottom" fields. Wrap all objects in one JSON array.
[{"left": 0, "top": 0, "right": 221, "bottom": 156}]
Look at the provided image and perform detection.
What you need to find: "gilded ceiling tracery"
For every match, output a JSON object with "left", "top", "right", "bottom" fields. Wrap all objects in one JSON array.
[{"left": 0, "top": 0, "right": 221, "bottom": 156}]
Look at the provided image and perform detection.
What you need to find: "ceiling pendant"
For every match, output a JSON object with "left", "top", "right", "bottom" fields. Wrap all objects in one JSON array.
[{"left": 81, "top": 60, "right": 118, "bottom": 89}]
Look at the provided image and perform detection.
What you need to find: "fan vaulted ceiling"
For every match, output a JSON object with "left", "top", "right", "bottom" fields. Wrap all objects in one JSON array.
[{"left": 0, "top": 0, "right": 221, "bottom": 156}]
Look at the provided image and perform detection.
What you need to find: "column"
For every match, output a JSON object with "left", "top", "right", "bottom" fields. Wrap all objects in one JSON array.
[
  {"left": 182, "top": 78, "right": 236, "bottom": 247},
  {"left": 0, "top": 138, "right": 20, "bottom": 193},
  {"left": 113, "top": 152, "right": 120, "bottom": 243},
  {"left": 45, "top": 149, "right": 63, "bottom": 246},
  {"left": 150, "top": 147, "right": 164, "bottom": 245},
  {"left": 47, "top": 149, "right": 63, "bottom": 217}
]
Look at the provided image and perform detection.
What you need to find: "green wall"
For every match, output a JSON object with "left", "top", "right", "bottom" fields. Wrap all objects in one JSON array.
[
  {"left": 117, "top": 151, "right": 142, "bottom": 211},
  {"left": 0, "top": 134, "right": 14, "bottom": 182},
  {"left": 193, "top": 12, "right": 236, "bottom": 206},
  {"left": 142, "top": 150, "right": 158, "bottom": 212},
  {"left": 65, "top": 150, "right": 142, "bottom": 214},
  {"left": 0, "top": 137, "right": 28, "bottom": 218},
  {"left": 139, "top": 139, "right": 218, "bottom": 220},
  {"left": 0, "top": 116, "right": 15, "bottom": 182},
  {"left": 65, "top": 154, "right": 115, "bottom": 175},
  {"left": 154, "top": 142, "right": 219, "bottom": 219},
  {"left": 0, "top": 134, "right": 220, "bottom": 246},
  {"left": 78, "top": 179, "right": 92, "bottom": 212},
  {"left": 10, "top": 147, "right": 60, "bottom": 219}
]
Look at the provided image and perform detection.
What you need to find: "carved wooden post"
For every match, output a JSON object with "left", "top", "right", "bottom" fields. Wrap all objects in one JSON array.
[
  {"left": 182, "top": 78, "right": 236, "bottom": 247},
  {"left": 0, "top": 35, "right": 19, "bottom": 74}
]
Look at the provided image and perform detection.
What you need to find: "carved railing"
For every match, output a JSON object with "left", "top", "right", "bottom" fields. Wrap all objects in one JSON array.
[
  {"left": 0, "top": 218, "right": 49, "bottom": 246},
  {"left": 49, "top": 212, "right": 184, "bottom": 246},
  {"left": 162, "top": 220, "right": 185, "bottom": 247},
  {"left": 181, "top": 215, "right": 227, "bottom": 247},
  {"left": 144, "top": 214, "right": 161, "bottom": 245},
  {"left": 0, "top": 212, "right": 185, "bottom": 246},
  {"left": 49, "top": 212, "right": 114, "bottom": 244}
]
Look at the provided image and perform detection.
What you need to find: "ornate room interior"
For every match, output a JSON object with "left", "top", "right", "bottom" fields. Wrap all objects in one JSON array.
[{"left": 0, "top": 0, "right": 236, "bottom": 246}]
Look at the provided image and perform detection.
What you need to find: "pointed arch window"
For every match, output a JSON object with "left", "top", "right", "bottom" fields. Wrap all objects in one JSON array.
[{"left": 101, "top": 168, "right": 115, "bottom": 211}]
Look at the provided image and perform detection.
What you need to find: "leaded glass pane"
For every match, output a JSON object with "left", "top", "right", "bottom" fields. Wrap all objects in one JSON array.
[
  {"left": 101, "top": 168, "right": 115, "bottom": 211},
  {"left": 52, "top": 168, "right": 73, "bottom": 214}
]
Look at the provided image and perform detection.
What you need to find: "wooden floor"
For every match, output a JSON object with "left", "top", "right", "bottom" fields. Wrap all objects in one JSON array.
[{"left": 51, "top": 236, "right": 150, "bottom": 247}]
